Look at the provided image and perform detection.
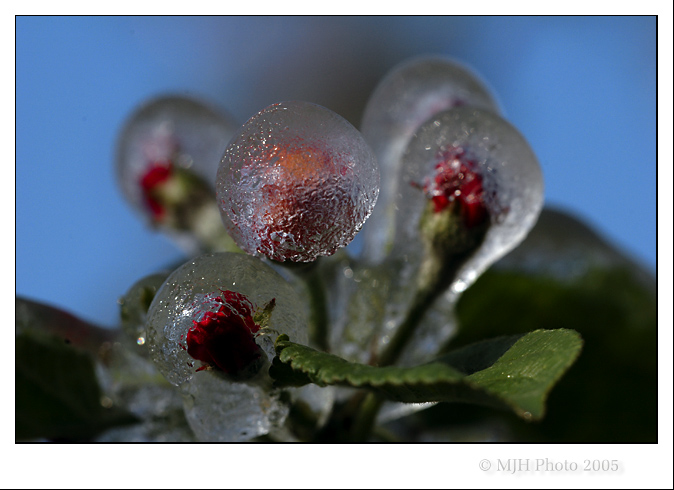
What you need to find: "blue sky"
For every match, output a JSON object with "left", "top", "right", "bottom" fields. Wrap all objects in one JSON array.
[{"left": 16, "top": 16, "right": 656, "bottom": 327}]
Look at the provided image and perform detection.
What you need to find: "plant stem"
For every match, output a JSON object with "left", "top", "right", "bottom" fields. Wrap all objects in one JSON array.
[
  {"left": 304, "top": 268, "right": 330, "bottom": 352},
  {"left": 275, "top": 259, "right": 330, "bottom": 352},
  {"left": 377, "top": 228, "right": 484, "bottom": 367},
  {"left": 376, "top": 288, "right": 437, "bottom": 367},
  {"left": 349, "top": 392, "right": 384, "bottom": 442}
]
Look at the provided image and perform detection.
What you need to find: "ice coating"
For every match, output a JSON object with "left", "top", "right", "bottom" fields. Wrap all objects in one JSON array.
[
  {"left": 117, "top": 95, "right": 238, "bottom": 216},
  {"left": 145, "top": 252, "right": 308, "bottom": 388},
  {"left": 115, "top": 95, "right": 240, "bottom": 254},
  {"left": 359, "top": 56, "right": 500, "bottom": 263},
  {"left": 394, "top": 106, "right": 544, "bottom": 297},
  {"left": 119, "top": 271, "right": 170, "bottom": 354},
  {"left": 95, "top": 341, "right": 196, "bottom": 442},
  {"left": 217, "top": 100, "right": 379, "bottom": 262},
  {"left": 181, "top": 369, "right": 289, "bottom": 442}
]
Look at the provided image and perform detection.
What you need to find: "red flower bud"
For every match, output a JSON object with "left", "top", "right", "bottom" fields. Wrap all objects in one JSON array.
[
  {"left": 180, "top": 290, "right": 272, "bottom": 377},
  {"left": 415, "top": 146, "right": 490, "bottom": 229},
  {"left": 139, "top": 161, "right": 173, "bottom": 220}
]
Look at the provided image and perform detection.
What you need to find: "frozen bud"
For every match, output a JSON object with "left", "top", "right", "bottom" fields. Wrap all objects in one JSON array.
[
  {"left": 145, "top": 252, "right": 308, "bottom": 441},
  {"left": 376, "top": 107, "right": 543, "bottom": 367},
  {"left": 217, "top": 100, "right": 379, "bottom": 262},
  {"left": 180, "top": 290, "right": 270, "bottom": 378},
  {"left": 414, "top": 146, "right": 493, "bottom": 228},
  {"left": 116, "top": 95, "right": 240, "bottom": 254},
  {"left": 396, "top": 107, "right": 544, "bottom": 296},
  {"left": 360, "top": 56, "right": 500, "bottom": 262},
  {"left": 146, "top": 252, "right": 307, "bottom": 387}
]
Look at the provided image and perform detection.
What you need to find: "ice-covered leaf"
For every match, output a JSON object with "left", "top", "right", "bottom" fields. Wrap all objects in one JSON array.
[
  {"left": 16, "top": 331, "right": 137, "bottom": 441},
  {"left": 94, "top": 340, "right": 196, "bottom": 442},
  {"left": 119, "top": 271, "right": 170, "bottom": 353},
  {"left": 271, "top": 329, "right": 582, "bottom": 420}
]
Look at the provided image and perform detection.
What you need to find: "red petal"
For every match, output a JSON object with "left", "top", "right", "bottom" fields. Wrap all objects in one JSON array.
[{"left": 184, "top": 291, "right": 264, "bottom": 375}]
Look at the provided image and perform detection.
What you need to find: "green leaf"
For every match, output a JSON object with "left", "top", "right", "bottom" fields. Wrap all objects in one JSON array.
[
  {"left": 15, "top": 301, "right": 139, "bottom": 441},
  {"left": 443, "top": 264, "right": 657, "bottom": 442},
  {"left": 271, "top": 329, "right": 582, "bottom": 420}
]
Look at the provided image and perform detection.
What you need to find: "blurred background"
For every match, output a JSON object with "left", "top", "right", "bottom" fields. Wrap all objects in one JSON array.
[{"left": 16, "top": 16, "right": 656, "bottom": 327}]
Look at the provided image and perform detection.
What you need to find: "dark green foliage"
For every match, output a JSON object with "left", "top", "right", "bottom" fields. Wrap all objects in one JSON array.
[
  {"left": 16, "top": 331, "right": 137, "bottom": 441},
  {"left": 272, "top": 329, "right": 582, "bottom": 421},
  {"left": 411, "top": 265, "right": 657, "bottom": 442}
]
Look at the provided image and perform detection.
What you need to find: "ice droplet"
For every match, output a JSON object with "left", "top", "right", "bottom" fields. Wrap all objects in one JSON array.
[
  {"left": 217, "top": 100, "right": 379, "bottom": 262},
  {"left": 369, "top": 107, "right": 543, "bottom": 366},
  {"left": 116, "top": 95, "right": 238, "bottom": 254},
  {"left": 359, "top": 56, "right": 501, "bottom": 263},
  {"left": 145, "top": 253, "right": 308, "bottom": 441},
  {"left": 146, "top": 253, "right": 307, "bottom": 387},
  {"left": 394, "top": 107, "right": 543, "bottom": 298}
]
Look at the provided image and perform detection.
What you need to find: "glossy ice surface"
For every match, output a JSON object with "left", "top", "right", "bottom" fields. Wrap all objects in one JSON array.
[
  {"left": 359, "top": 56, "right": 500, "bottom": 262},
  {"left": 145, "top": 253, "right": 307, "bottom": 388},
  {"left": 181, "top": 368, "right": 289, "bottom": 442},
  {"left": 217, "top": 101, "right": 379, "bottom": 262},
  {"left": 395, "top": 107, "right": 543, "bottom": 293},
  {"left": 116, "top": 95, "right": 238, "bottom": 221}
]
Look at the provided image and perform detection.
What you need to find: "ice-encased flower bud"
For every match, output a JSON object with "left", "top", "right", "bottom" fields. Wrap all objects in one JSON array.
[
  {"left": 146, "top": 252, "right": 307, "bottom": 386},
  {"left": 370, "top": 107, "right": 543, "bottom": 368},
  {"left": 145, "top": 252, "right": 308, "bottom": 441},
  {"left": 116, "top": 95, "right": 240, "bottom": 254},
  {"left": 359, "top": 56, "right": 500, "bottom": 263},
  {"left": 216, "top": 100, "right": 379, "bottom": 262},
  {"left": 396, "top": 106, "right": 544, "bottom": 297}
]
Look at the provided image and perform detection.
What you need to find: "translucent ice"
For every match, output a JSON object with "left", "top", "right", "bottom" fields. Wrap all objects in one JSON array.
[
  {"left": 95, "top": 341, "right": 196, "bottom": 442},
  {"left": 146, "top": 252, "right": 308, "bottom": 388},
  {"left": 116, "top": 95, "right": 239, "bottom": 254},
  {"left": 359, "top": 56, "right": 500, "bottom": 263},
  {"left": 381, "top": 107, "right": 543, "bottom": 364},
  {"left": 181, "top": 367, "right": 288, "bottom": 442},
  {"left": 119, "top": 271, "right": 170, "bottom": 355},
  {"left": 216, "top": 100, "right": 379, "bottom": 262},
  {"left": 145, "top": 253, "right": 308, "bottom": 441},
  {"left": 394, "top": 107, "right": 543, "bottom": 290},
  {"left": 330, "top": 253, "right": 458, "bottom": 368}
]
